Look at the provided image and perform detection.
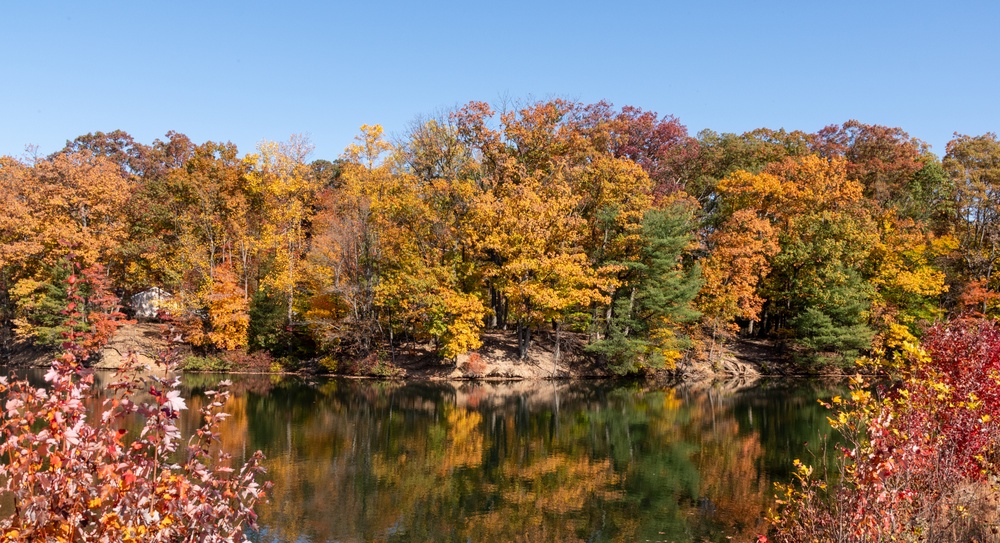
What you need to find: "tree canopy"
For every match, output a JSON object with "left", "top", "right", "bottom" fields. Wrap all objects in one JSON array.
[{"left": 0, "top": 102, "right": 986, "bottom": 374}]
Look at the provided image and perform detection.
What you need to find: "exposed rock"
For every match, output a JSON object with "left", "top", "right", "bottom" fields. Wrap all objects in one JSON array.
[
  {"left": 718, "top": 352, "right": 761, "bottom": 378},
  {"left": 94, "top": 323, "right": 173, "bottom": 369}
]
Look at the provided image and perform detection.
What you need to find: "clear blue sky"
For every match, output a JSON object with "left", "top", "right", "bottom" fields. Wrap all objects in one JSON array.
[{"left": 2, "top": 1, "right": 998, "bottom": 161}]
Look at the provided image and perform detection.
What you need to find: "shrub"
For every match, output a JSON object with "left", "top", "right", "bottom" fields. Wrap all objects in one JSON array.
[
  {"left": 180, "top": 355, "right": 232, "bottom": 372},
  {"left": 371, "top": 359, "right": 404, "bottom": 378},
  {"left": 336, "top": 353, "right": 402, "bottom": 377},
  {"left": 0, "top": 276, "right": 268, "bottom": 542},
  {"left": 766, "top": 317, "right": 1000, "bottom": 542},
  {"left": 219, "top": 350, "right": 275, "bottom": 373},
  {"left": 461, "top": 352, "right": 487, "bottom": 377},
  {"left": 317, "top": 355, "right": 339, "bottom": 373}
]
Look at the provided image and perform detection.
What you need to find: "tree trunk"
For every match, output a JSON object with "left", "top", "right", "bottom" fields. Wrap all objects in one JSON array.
[
  {"left": 605, "top": 304, "right": 613, "bottom": 338},
  {"left": 590, "top": 305, "right": 601, "bottom": 342},
  {"left": 287, "top": 235, "right": 295, "bottom": 324},
  {"left": 240, "top": 238, "right": 250, "bottom": 300},
  {"left": 489, "top": 286, "right": 499, "bottom": 328},
  {"left": 709, "top": 321, "right": 718, "bottom": 367},
  {"left": 208, "top": 235, "right": 216, "bottom": 278},
  {"left": 500, "top": 296, "right": 508, "bottom": 329},
  {"left": 517, "top": 321, "right": 531, "bottom": 360},
  {"left": 553, "top": 321, "right": 560, "bottom": 373},
  {"left": 623, "top": 287, "right": 637, "bottom": 337},
  {"left": 389, "top": 315, "right": 396, "bottom": 364}
]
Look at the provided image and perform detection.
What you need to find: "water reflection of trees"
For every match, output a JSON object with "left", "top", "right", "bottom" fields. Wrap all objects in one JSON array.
[{"left": 170, "top": 375, "right": 840, "bottom": 543}]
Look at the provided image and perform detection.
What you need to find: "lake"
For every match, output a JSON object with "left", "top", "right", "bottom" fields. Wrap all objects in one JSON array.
[{"left": 161, "top": 374, "right": 840, "bottom": 543}]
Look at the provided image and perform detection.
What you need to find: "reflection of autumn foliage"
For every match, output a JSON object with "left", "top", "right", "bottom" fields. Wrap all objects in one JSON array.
[
  {"left": 362, "top": 402, "right": 631, "bottom": 542},
  {"left": 449, "top": 404, "right": 628, "bottom": 541},
  {"left": 693, "top": 408, "right": 770, "bottom": 537},
  {"left": 192, "top": 378, "right": 835, "bottom": 543},
  {"left": 370, "top": 405, "right": 483, "bottom": 481},
  {"left": 441, "top": 406, "right": 482, "bottom": 472},
  {"left": 492, "top": 454, "right": 623, "bottom": 513},
  {"left": 183, "top": 392, "right": 250, "bottom": 462}
]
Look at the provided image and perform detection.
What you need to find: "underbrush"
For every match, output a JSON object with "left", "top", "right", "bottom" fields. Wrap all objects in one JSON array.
[{"left": 180, "top": 354, "right": 232, "bottom": 372}]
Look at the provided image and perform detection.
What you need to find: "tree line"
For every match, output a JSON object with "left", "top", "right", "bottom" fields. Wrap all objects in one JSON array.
[{"left": 2, "top": 99, "right": 998, "bottom": 374}]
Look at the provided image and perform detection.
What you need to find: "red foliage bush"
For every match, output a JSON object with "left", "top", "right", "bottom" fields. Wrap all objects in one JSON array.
[
  {"left": 462, "top": 352, "right": 487, "bottom": 377},
  {"left": 768, "top": 318, "right": 1000, "bottom": 542},
  {"left": 0, "top": 275, "right": 269, "bottom": 541}
]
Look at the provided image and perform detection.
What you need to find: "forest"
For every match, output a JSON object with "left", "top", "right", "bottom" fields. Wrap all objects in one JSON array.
[{"left": 1, "top": 98, "right": 997, "bottom": 375}]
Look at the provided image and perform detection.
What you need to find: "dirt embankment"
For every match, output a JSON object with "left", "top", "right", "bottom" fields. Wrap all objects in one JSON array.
[
  {"left": 359, "top": 330, "right": 784, "bottom": 383},
  {"left": 93, "top": 322, "right": 176, "bottom": 369},
  {"left": 3, "top": 322, "right": 174, "bottom": 369},
  {"left": 386, "top": 329, "right": 611, "bottom": 380},
  {"left": 675, "top": 337, "right": 794, "bottom": 382}
]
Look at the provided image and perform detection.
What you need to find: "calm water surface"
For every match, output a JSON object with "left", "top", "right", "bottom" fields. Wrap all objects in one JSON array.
[{"left": 155, "top": 375, "right": 840, "bottom": 543}]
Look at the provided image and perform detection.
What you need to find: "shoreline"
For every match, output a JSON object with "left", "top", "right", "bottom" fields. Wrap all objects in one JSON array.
[{"left": 2, "top": 321, "right": 857, "bottom": 384}]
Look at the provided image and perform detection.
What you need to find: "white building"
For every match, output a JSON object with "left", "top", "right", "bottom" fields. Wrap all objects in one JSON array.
[{"left": 129, "top": 288, "right": 172, "bottom": 320}]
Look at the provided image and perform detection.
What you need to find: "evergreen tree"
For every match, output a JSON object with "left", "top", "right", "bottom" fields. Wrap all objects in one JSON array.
[
  {"left": 588, "top": 205, "right": 702, "bottom": 374},
  {"left": 11, "top": 262, "right": 75, "bottom": 347},
  {"left": 248, "top": 288, "right": 288, "bottom": 355},
  {"left": 790, "top": 267, "right": 874, "bottom": 365}
]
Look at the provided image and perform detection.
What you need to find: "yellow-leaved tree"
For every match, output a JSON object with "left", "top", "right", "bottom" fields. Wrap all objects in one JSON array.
[
  {"left": 467, "top": 168, "right": 609, "bottom": 360},
  {"left": 307, "top": 124, "right": 486, "bottom": 360},
  {"left": 244, "top": 135, "right": 318, "bottom": 325},
  {"left": 697, "top": 208, "right": 779, "bottom": 349}
]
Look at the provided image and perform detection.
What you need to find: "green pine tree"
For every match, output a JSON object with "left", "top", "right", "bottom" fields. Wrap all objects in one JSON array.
[{"left": 588, "top": 205, "right": 702, "bottom": 375}]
